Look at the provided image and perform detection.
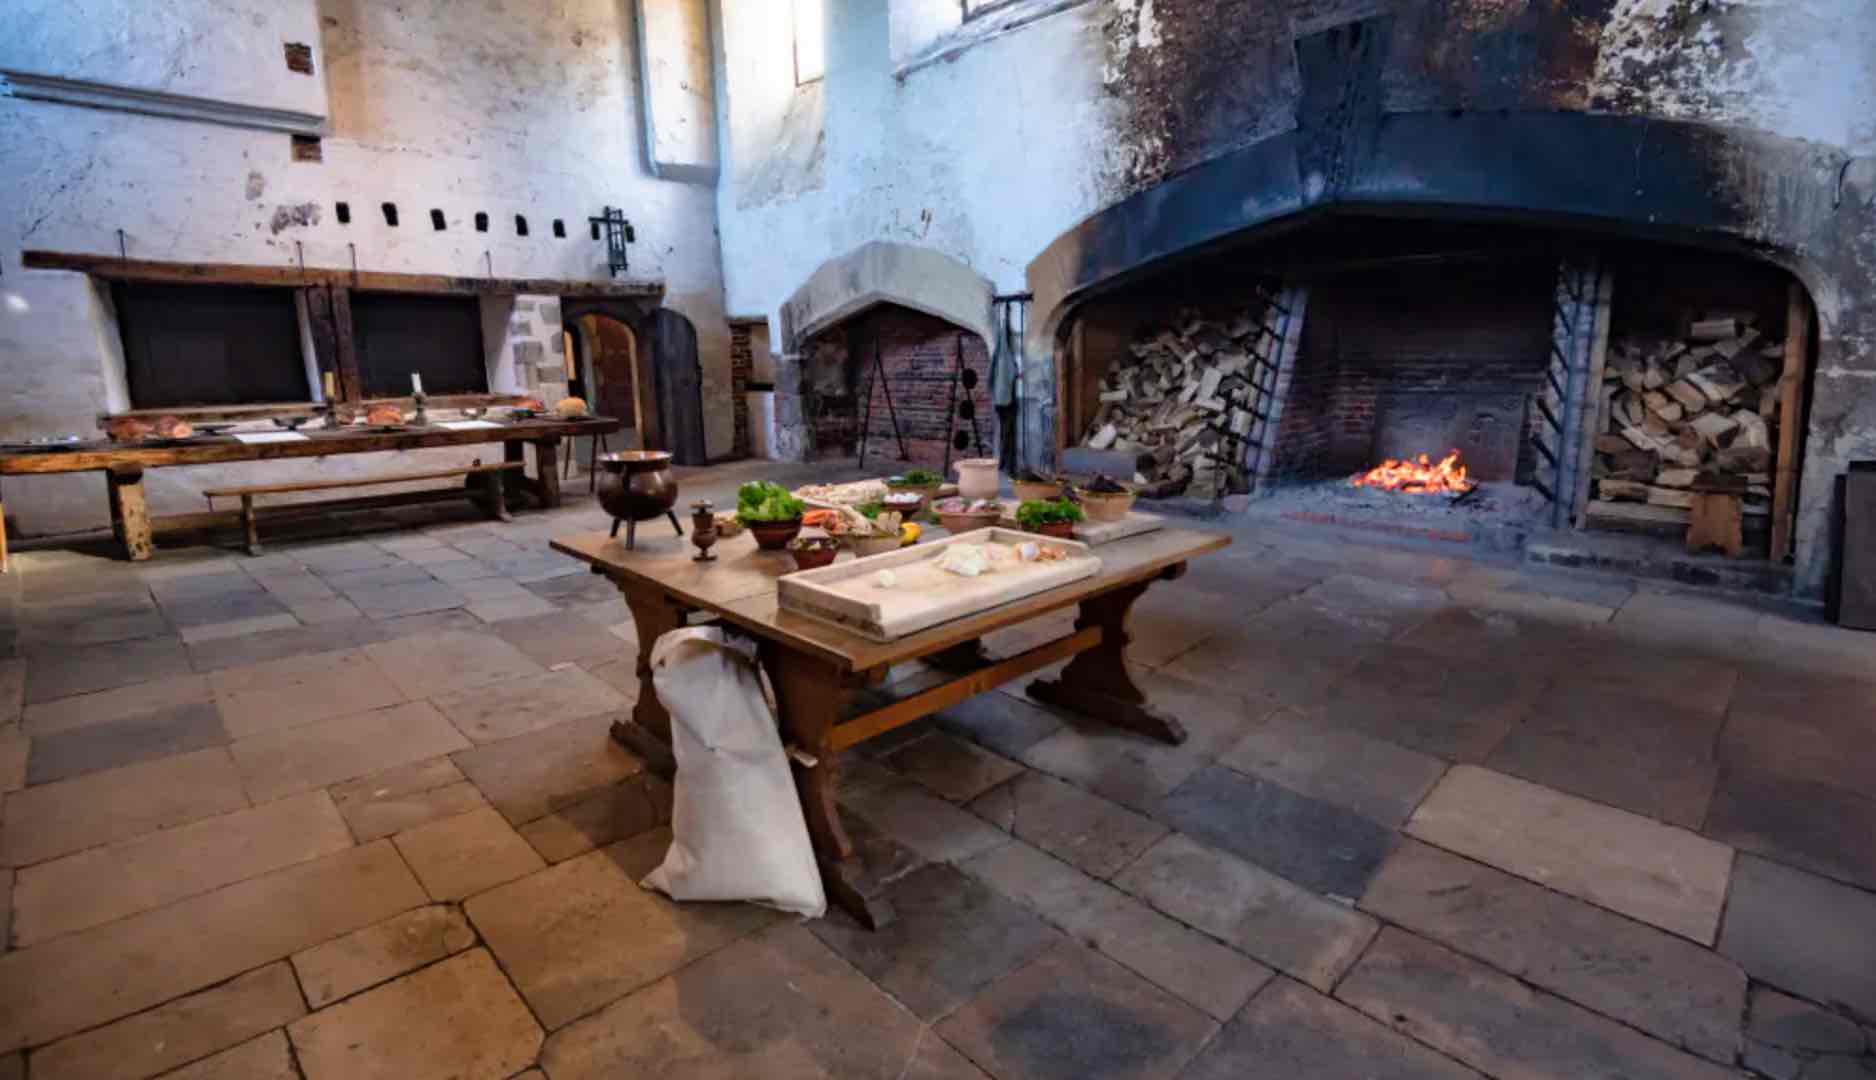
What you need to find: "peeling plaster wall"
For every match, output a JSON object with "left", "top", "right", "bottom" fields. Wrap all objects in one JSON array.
[
  {"left": 715, "top": 0, "right": 1116, "bottom": 315},
  {"left": 0, "top": 0, "right": 328, "bottom": 118},
  {"left": 0, "top": 0, "right": 730, "bottom": 537}
]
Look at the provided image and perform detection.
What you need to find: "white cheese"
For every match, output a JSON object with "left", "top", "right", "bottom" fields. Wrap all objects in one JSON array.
[{"left": 935, "top": 544, "right": 991, "bottom": 578}]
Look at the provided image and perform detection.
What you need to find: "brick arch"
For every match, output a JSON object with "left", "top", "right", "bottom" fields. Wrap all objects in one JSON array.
[{"left": 778, "top": 241, "right": 995, "bottom": 354}]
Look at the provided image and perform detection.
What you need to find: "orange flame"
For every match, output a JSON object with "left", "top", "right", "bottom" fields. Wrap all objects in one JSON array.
[{"left": 1350, "top": 450, "right": 1474, "bottom": 495}]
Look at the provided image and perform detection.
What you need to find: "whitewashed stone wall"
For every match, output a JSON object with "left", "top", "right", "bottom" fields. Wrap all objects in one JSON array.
[{"left": 0, "top": 0, "right": 729, "bottom": 536}]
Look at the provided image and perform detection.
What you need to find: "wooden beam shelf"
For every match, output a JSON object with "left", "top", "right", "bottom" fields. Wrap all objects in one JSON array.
[{"left": 22, "top": 250, "right": 665, "bottom": 299}]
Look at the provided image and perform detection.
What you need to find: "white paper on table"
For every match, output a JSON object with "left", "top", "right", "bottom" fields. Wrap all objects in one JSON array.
[
  {"left": 438, "top": 420, "right": 501, "bottom": 430},
  {"left": 231, "top": 432, "right": 311, "bottom": 444}
]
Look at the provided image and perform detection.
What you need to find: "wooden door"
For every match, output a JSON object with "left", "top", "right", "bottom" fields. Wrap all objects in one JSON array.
[{"left": 640, "top": 309, "right": 707, "bottom": 465}]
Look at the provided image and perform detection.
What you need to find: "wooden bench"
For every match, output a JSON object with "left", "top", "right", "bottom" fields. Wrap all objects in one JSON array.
[{"left": 204, "top": 462, "right": 523, "bottom": 555}]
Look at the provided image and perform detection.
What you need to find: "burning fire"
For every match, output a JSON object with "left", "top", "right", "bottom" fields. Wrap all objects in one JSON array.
[{"left": 1350, "top": 450, "right": 1475, "bottom": 495}]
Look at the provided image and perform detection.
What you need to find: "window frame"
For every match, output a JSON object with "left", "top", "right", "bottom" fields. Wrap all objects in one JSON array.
[
  {"left": 961, "top": 0, "right": 1025, "bottom": 20},
  {"left": 793, "top": 0, "right": 826, "bottom": 85}
]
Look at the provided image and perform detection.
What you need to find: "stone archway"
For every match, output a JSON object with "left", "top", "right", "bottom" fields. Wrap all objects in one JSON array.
[
  {"left": 772, "top": 243, "right": 999, "bottom": 464},
  {"left": 778, "top": 241, "right": 995, "bottom": 354}
]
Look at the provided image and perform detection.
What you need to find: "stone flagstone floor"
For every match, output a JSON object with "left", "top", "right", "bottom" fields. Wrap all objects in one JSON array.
[{"left": 0, "top": 459, "right": 1873, "bottom": 1079}]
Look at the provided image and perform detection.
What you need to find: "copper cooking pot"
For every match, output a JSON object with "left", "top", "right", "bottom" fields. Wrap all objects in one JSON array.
[{"left": 596, "top": 450, "right": 682, "bottom": 550}]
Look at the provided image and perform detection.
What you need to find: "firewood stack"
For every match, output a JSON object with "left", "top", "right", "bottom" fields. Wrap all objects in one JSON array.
[
  {"left": 1594, "top": 314, "right": 1782, "bottom": 515},
  {"left": 1081, "top": 307, "right": 1263, "bottom": 499}
]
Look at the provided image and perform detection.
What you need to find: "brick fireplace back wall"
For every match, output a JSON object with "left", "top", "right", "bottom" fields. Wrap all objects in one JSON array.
[
  {"left": 1272, "top": 259, "right": 1555, "bottom": 484},
  {"left": 807, "top": 306, "right": 993, "bottom": 469}
]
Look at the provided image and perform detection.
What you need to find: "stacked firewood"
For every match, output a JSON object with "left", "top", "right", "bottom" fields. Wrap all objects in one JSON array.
[
  {"left": 1594, "top": 314, "right": 1783, "bottom": 512},
  {"left": 1081, "top": 308, "right": 1262, "bottom": 498}
]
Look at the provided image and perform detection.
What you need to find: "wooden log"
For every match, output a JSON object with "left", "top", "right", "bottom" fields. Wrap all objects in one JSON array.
[
  {"left": 1686, "top": 492, "right": 1745, "bottom": 557},
  {"left": 1689, "top": 411, "right": 1740, "bottom": 445},
  {"left": 1770, "top": 283, "right": 1811, "bottom": 561},
  {"left": 1654, "top": 467, "right": 1699, "bottom": 488},
  {"left": 1642, "top": 390, "right": 1683, "bottom": 423},
  {"left": 1598, "top": 478, "right": 1649, "bottom": 501},
  {"left": 1647, "top": 486, "right": 1696, "bottom": 509},
  {"left": 1689, "top": 317, "right": 1740, "bottom": 341},
  {"left": 1685, "top": 364, "right": 1747, "bottom": 405},
  {"left": 1666, "top": 380, "right": 1710, "bottom": 412}
]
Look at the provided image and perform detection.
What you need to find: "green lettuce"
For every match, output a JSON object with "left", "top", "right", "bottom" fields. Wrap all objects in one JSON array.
[{"left": 736, "top": 481, "right": 805, "bottom": 523}]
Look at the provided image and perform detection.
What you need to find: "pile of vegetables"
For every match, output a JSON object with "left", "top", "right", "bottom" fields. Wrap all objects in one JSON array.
[
  {"left": 1016, "top": 498, "right": 1084, "bottom": 530},
  {"left": 736, "top": 481, "right": 806, "bottom": 523}
]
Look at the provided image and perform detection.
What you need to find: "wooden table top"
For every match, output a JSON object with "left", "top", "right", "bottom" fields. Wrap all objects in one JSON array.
[
  {"left": 0, "top": 417, "right": 622, "bottom": 475},
  {"left": 551, "top": 525, "right": 1231, "bottom": 672}
]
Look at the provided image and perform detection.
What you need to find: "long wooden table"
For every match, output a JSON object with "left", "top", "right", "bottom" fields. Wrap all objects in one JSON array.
[
  {"left": 552, "top": 524, "right": 1230, "bottom": 927},
  {"left": 0, "top": 417, "right": 620, "bottom": 560}
]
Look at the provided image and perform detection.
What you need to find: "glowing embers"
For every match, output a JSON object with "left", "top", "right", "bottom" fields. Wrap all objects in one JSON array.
[{"left": 1350, "top": 450, "right": 1475, "bottom": 495}]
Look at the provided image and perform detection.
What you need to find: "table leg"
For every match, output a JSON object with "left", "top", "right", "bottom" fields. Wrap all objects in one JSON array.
[
  {"left": 532, "top": 439, "right": 562, "bottom": 509},
  {"left": 763, "top": 643, "right": 893, "bottom": 929},
  {"left": 604, "top": 575, "right": 687, "bottom": 775},
  {"left": 1027, "top": 566, "right": 1189, "bottom": 745},
  {"left": 107, "top": 468, "right": 155, "bottom": 562},
  {"left": 240, "top": 494, "right": 262, "bottom": 556},
  {"left": 502, "top": 440, "right": 532, "bottom": 506}
]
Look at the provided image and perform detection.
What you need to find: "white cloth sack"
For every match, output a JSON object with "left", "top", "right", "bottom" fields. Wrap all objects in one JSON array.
[{"left": 641, "top": 626, "right": 826, "bottom": 918}]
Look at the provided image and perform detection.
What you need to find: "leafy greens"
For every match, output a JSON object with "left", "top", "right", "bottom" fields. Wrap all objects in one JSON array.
[{"left": 736, "top": 481, "right": 805, "bottom": 523}]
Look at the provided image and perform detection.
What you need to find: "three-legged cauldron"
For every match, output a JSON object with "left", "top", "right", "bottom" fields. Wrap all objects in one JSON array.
[{"left": 596, "top": 451, "right": 682, "bottom": 550}]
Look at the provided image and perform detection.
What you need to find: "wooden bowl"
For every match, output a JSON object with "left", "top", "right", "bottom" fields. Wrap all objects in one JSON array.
[
  {"left": 787, "top": 538, "right": 839, "bottom": 571},
  {"left": 749, "top": 518, "right": 804, "bottom": 551},
  {"left": 1012, "top": 478, "right": 1064, "bottom": 502},
  {"left": 1076, "top": 488, "right": 1136, "bottom": 522},
  {"left": 936, "top": 508, "right": 1001, "bottom": 534},
  {"left": 880, "top": 491, "right": 928, "bottom": 517},
  {"left": 849, "top": 534, "right": 901, "bottom": 558}
]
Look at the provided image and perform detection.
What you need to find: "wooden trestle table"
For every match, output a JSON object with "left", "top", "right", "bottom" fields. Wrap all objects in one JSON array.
[
  {"left": 0, "top": 417, "right": 620, "bottom": 561},
  {"left": 551, "top": 523, "right": 1231, "bottom": 927}
]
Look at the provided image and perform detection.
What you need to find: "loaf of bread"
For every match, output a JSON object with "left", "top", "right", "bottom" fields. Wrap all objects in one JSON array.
[
  {"left": 366, "top": 405, "right": 404, "bottom": 426},
  {"left": 106, "top": 417, "right": 153, "bottom": 442},
  {"left": 152, "top": 415, "right": 193, "bottom": 439},
  {"left": 555, "top": 396, "right": 589, "bottom": 418}
]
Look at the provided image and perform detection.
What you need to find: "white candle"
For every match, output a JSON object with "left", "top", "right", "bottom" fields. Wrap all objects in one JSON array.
[{"left": 411, "top": 372, "right": 424, "bottom": 395}]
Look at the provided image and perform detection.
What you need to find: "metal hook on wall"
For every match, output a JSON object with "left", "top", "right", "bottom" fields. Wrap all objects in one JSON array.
[
  {"left": 295, "top": 241, "right": 305, "bottom": 270},
  {"left": 484, "top": 250, "right": 493, "bottom": 279},
  {"left": 116, "top": 229, "right": 128, "bottom": 260},
  {"left": 348, "top": 242, "right": 357, "bottom": 275}
]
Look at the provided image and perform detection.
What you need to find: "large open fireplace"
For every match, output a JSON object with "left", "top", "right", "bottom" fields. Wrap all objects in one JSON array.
[{"left": 1056, "top": 217, "right": 1814, "bottom": 579}]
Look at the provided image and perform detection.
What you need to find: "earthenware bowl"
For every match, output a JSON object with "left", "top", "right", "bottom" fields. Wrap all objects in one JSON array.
[
  {"left": 1075, "top": 487, "right": 1135, "bottom": 522},
  {"left": 749, "top": 517, "right": 804, "bottom": 551}
]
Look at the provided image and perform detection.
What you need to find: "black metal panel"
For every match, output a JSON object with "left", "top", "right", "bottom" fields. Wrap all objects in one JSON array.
[
  {"left": 351, "top": 293, "right": 488, "bottom": 397},
  {"left": 1839, "top": 464, "right": 1876, "bottom": 631},
  {"left": 113, "top": 283, "right": 307, "bottom": 408}
]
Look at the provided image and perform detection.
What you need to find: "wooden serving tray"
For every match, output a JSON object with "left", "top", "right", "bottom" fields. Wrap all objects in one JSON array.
[
  {"left": 776, "top": 527, "right": 1101, "bottom": 642},
  {"left": 993, "top": 500, "right": 1165, "bottom": 546}
]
